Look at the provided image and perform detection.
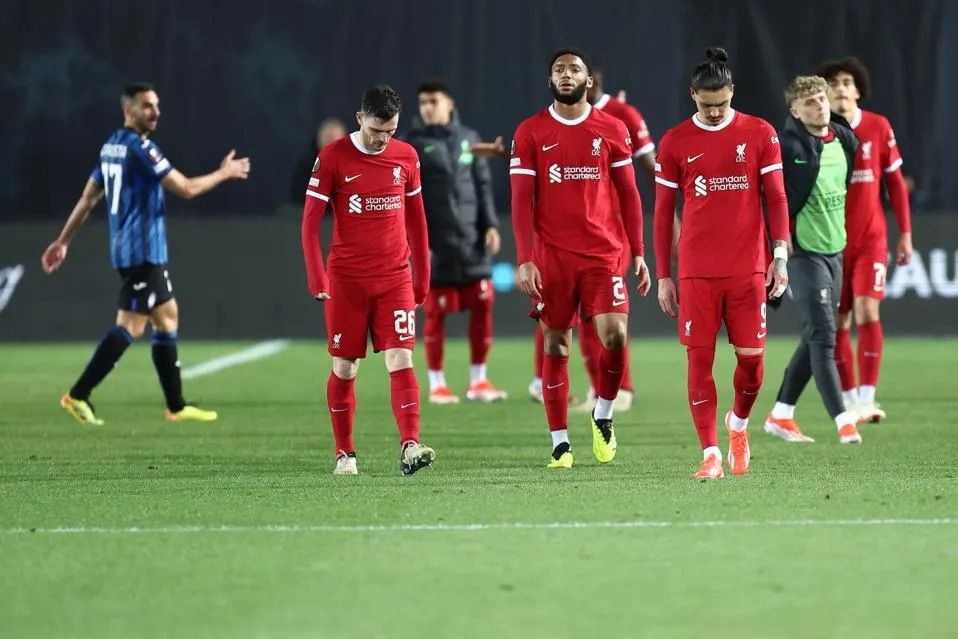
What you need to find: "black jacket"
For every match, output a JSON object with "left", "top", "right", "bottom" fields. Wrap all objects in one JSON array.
[
  {"left": 779, "top": 112, "right": 859, "bottom": 219},
  {"left": 404, "top": 112, "right": 499, "bottom": 286}
]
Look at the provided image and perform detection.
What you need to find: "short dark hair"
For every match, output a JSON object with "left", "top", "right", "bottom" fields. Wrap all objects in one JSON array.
[
  {"left": 417, "top": 78, "right": 452, "bottom": 97},
  {"left": 691, "top": 47, "right": 733, "bottom": 91},
  {"left": 121, "top": 82, "right": 155, "bottom": 104},
  {"left": 816, "top": 56, "right": 871, "bottom": 101},
  {"left": 548, "top": 47, "right": 593, "bottom": 75},
  {"left": 361, "top": 84, "right": 402, "bottom": 121}
]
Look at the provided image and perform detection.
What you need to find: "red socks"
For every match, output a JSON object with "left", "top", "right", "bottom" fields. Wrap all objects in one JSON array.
[
  {"left": 834, "top": 327, "right": 856, "bottom": 391},
  {"left": 857, "top": 321, "right": 883, "bottom": 387},
  {"left": 687, "top": 347, "right": 718, "bottom": 448},
  {"left": 327, "top": 372, "right": 356, "bottom": 455},
  {"left": 578, "top": 320, "right": 602, "bottom": 392},
  {"left": 597, "top": 345, "right": 627, "bottom": 401},
  {"left": 542, "top": 354, "right": 570, "bottom": 431},
  {"left": 533, "top": 327, "right": 545, "bottom": 378},
  {"left": 732, "top": 352, "right": 763, "bottom": 419},
  {"left": 389, "top": 367, "right": 421, "bottom": 444},
  {"left": 423, "top": 311, "right": 445, "bottom": 372},
  {"left": 468, "top": 291, "right": 494, "bottom": 366}
]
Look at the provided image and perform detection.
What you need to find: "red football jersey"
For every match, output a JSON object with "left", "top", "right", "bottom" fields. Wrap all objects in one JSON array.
[
  {"left": 510, "top": 104, "right": 634, "bottom": 262},
  {"left": 594, "top": 93, "right": 655, "bottom": 158},
  {"left": 655, "top": 110, "right": 783, "bottom": 278},
  {"left": 306, "top": 132, "right": 422, "bottom": 277},
  {"left": 845, "top": 109, "right": 904, "bottom": 249}
]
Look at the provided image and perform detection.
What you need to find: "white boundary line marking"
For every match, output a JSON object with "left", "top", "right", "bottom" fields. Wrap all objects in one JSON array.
[
  {"left": 181, "top": 339, "right": 291, "bottom": 379},
  {"left": 3, "top": 518, "right": 954, "bottom": 535}
]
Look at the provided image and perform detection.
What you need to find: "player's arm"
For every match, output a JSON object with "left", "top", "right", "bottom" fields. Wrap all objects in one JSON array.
[
  {"left": 881, "top": 123, "right": 913, "bottom": 265},
  {"left": 509, "top": 127, "right": 541, "bottom": 297},
  {"left": 162, "top": 150, "right": 250, "bottom": 200},
  {"left": 405, "top": 189, "right": 431, "bottom": 305},
  {"left": 760, "top": 132, "right": 789, "bottom": 299},
  {"left": 470, "top": 130, "right": 502, "bottom": 256},
  {"left": 653, "top": 147, "right": 680, "bottom": 317},
  {"left": 471, "top": 136, "right": 508, "bottom": 158},
  {"left": 609, "top": 128, "right": 650, "bottom": 296},
  {"left": 41, "top": 177, "right": 105, "bottom": 274},
  {"left": 301, "top": 151, "right": 334, "bottom": 299}
]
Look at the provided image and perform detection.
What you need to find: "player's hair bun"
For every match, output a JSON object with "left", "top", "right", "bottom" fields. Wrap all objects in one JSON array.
[{"left": 705, "top": 47, "right": 729, "bottom": 64}]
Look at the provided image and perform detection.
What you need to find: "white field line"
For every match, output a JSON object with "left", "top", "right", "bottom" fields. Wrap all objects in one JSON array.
[
  {"left": 2, "top": 518, "right": 954, "bottom": 535},
  {"left": 181, "top": 339, "right": 291, "bottom": 379}
]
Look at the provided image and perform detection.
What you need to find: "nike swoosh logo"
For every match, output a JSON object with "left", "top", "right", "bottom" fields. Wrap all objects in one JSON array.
[
  {"left": 132, "top": 282, "right": 147, "bottom": 291},
  {"left": 756, "top": 332, "right": 767, "bottom": 339},
  {"left": 794, "top": 159, "right": 808, "bottom": 164},
  {"left": 546, "top": 382, "right": 565, "bottom": 389},
  {"left": 331, "top": 407, "right": 348, "bottom": 413},
  {"left": 743, "top": 390, "right": 759, "bottom": 396},
  {"left": 344, "top": 174, "right": 362, "bottom": 182},
  {"left": 399, "top": 335, "right": 415, "bottom": 341},
  {"left": 542, "top": 144, "right": 559, "bottom": 151},
  {"left": 692, "top": 399, "right": 709, "bottom": 406},
  {"left": 612, "top": 300, "right": 627, "bottom": 307},
  {"left": 687, "top": 153, "right": 704, "bottom": 163},
  {"left": 401, "top": 402, "right": 418, "bottom": 409}
]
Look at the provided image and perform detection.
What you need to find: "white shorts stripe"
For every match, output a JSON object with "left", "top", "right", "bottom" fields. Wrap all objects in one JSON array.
[
  {"left": 305, "top": 190, "right": 329, "bottom": 202},
  {"left": 884, "top": 157, "right": 904, "bottom": 173},
  {"left": 760, "top": 162, "right": 783, "bottom": 175},
  {"left": 510, "top": 168, "right": 536, "bottom": 176},
  {"left": 655, "top": 176, "right": 679, "bottom": 189},
  {"left": 405, "top": 186, "right": 422, "bottom": 197}
]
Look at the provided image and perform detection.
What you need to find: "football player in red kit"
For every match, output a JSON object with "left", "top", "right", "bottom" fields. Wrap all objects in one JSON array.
[
  {"left": 654, "top": 48, "right": 789, "bottom": 479},
  {"left": 511, "top": 48, "right": 651, "bottom": 469},
  {"left": 301, "top": 84, "right": 435, "bottom": 476},
  {"left": 817, "top": 57, "right": 913, "bottom": 423}
]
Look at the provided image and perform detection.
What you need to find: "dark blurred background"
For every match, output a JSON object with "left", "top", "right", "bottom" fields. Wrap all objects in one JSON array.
[{"left": 2, "top": 0, "right": 956, "bottom": 339}]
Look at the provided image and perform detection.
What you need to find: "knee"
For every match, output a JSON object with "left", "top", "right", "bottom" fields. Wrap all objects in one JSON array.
[
  {"left": 118, "top": 320, "right": 146, "bottom": 340},
  {"left": 599, "top": 323, "right": 627, "bottom": 350},
  {"left": 384, "top": 348, "right": 413, "bottom": 372},
  {"left": 543, "top": 330, "right": 570, "bottom": 357},
  {"left": 855, "top": 300, "right": 880, "bottom": 324},
  {"left": 331, "top": 357, "right": 359, "bottom": 380}
]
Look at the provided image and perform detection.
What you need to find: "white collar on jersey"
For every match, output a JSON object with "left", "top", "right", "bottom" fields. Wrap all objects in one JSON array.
[
  {"left": 692, "top": 109, "right": 736, "bottom": 132},
  {"left": 848, "top": 108, "right": 863, "bottom": 129},
  {"left": 349, "top": 131, "right": 386, "bottom": 155},
  {"left": 548, "top": 103, "right": 592, "bottom": 126},
  {"left": 593, "top": 93, "right": 612, "bottom": 110}
]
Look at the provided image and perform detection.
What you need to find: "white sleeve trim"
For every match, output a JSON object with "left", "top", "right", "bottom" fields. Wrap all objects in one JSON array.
[
  {"left": 510, "top": 168, "right": 536, "bottom": 176},
  {"left": 305, "top": 190, "right": 329, "bottom": 202},
  {"left": 405, "top": 186, "right": 422, "bottom": 197},
  {"left": 633, "top": 142, "right": 655, "bottom": 157},
  {"left": 884, "top": 157, "right": 904, "bottom": 173},
  {"left": 153, "top": 159, "right": 171, "bottom": 175},
  {"left": 610, "top": 158, "right": 633, "bottom": 168},
  {"left": 308, "top": 177, "right": 319, "bottom": 187},
  {"left": 760, "top": 162, "right": 783, "bottom": 175},
  {"left": 655, "top": 176, "right": 679, "bottom": 189}
]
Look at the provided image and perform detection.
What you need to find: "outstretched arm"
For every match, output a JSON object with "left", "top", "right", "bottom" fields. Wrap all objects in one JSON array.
[
  {"left": 162, "top": 150, "right": 250, "bottom": 200},
  {"left": 405, "top": 191, "right": 431, "bottom": 305},
  {"left": 41, "top": 178, "right": 105, "bottom": 273}
]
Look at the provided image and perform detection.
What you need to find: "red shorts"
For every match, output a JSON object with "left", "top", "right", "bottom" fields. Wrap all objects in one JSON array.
[
  {"left": 840, "top": 247, "right": 888, "bottom": 312},
  {"left": 531, "top": 246, "right": 628, "bottom": 330},
  {"left": 678, "top": 274, "right": 767, "bottom": 348},
  {"left": 324, "top": 270, "right": 416, "bottom": 358},
  {"left": 424, "top": 279, "right": 494, "bottom": 315}
]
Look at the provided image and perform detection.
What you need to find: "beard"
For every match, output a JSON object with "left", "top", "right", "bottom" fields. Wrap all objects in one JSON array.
[{"left": 551, "top": 80, "right": 588, "bottom": 105}]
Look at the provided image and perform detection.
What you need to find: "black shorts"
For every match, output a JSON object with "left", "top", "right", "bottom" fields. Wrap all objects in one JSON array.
[{"left": 117, "top": 263, "right": 175, "bottom": 314}]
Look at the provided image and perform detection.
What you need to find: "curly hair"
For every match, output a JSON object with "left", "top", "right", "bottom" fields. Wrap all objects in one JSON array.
[
  {"left": 784, "top": 75, "right": 829, "bottom": 105},
  {"left": 816, "top": 56, "right": 871, "bottom": 101}
]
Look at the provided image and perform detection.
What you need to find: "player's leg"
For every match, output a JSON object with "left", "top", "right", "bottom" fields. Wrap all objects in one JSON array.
[
  {"left": 616, "top": 253, "right": 635, "bottom": 411},
  {"left": 589, "top": 311, "right": 626, "bottom": 463},
  {"left": 463, "top": 279, "right": 507, "bottom": 402},
  {"left": 423, "top": 288, "right": 459, "bottom": 405},
  {"left": 835, "top": 250, "right": 858, "bottom": 409},
  {"left": 329, "top": 356, "right": 360, "bottom": 475},
  {"left": 529, "top": 325, "right": 545, "bottom": 402},
  {"left": 61, "top": 267, "right": 150, "bottom": 425},
  {"left": 542, "top": 325, "right": 574, "bottom": 468},
  {"left": 372, "top": 276, "right": 434, "bottom": 475},
  {"left": 572, "top": 319, "right": 600, "bottom": 413},
  {"left": 678, "top": 278, "right": 723, "bottom": 479},
  {"left": 854, "top": 293, "right": 885, "bottom": 422}
]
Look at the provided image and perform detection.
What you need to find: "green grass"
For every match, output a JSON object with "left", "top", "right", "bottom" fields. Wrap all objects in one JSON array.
[{"left": 0, "top": 337, "right": 956, "bottom": 638}]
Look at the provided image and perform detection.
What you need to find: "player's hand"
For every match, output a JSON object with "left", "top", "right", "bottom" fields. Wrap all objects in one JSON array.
[
  {"left": 633, "top": 256, "right": 651, "bottom": 296},
  {"left": 657, "top": 277, "right": 678, "bottom": 317},
  {"left": 517, "top": 261, "right": 543, "bottom": 298},
  {"left": 895, "top": 232, "right": 913, "bottom": 265},
  {"left": 414, "top": 281, "right": 429, "bottom": 307},
  {"left": 220, "top": 149, "right": 251, "bottom": 180},
  {"left": 485, "top": 228, "right": 501, "bottom": 256},
  {"left": 313, "top": 291, "right": 330, "bottom": 301},
  {"left": 41, "top": 240, "right": 68, "bottom": 274},
  {"left": 471, "top": 136, "right": 507, "bottom": 158},
  {"left": 766, "top": 257, "right": 789, "bottom": 300}
]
